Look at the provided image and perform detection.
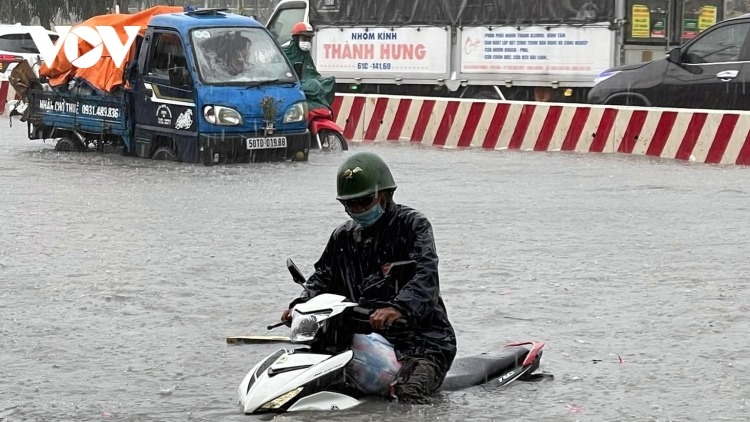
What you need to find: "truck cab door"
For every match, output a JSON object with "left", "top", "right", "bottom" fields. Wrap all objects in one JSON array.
[
  {"left": 132, "top": 29, "right": 198, "bottom": 160},
  {"left": 662, "top": 22, "right": 750, "bottom": 110},
  {"left": 266, "top": 0, "right": 307, "bottom": 45}
]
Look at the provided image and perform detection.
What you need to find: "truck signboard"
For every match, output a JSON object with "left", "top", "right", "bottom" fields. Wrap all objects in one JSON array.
[
  {"left": 315, "top": 27, "right": 450, "bottom": 76},
  {"left": 460, "top": 25, "right": 614, "bottom": 77}
]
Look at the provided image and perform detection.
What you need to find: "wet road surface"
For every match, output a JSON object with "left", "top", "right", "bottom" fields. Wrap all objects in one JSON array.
[{"left": 1, "top": 122, "right": 749, "bottom": 421}]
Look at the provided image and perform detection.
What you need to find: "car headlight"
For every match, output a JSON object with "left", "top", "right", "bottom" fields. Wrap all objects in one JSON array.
[
  {"left": 290, "top": 310, "right": 330, "bottom": 342},
  {"left": 593, "top": 70, "right": 620, "bottom": 85},
  {"left": 260, "top": 387, "right": 303, "bottom": 410},
  {"left": 283, "top": 102, "right": 307, "bottom": 123},
  {"left": 203, "top": 105, "right": 243, "bottom": 125}
]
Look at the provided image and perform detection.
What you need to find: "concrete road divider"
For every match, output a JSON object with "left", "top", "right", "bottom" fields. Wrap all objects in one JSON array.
[
  {"left": 5, "top": 86, "right": 748, "bottom": 166},
  {"left": 332, "top": 94, "right": 750, "bottom": 166}
]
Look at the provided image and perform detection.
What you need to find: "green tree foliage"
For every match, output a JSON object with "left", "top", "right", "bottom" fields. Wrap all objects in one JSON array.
[
  {"left": 0, "top": 0, "right": 119, "bottom": 28},
  {"left": 37, "top": 0, "right": 68, "bottom": 29},
  {"left": 0, "top": 0, "right": 65, "bottom": 28},
  {"left": 733, "top": 0, "right": 749, "bottom": 14},
  {"left": 2, "top": 0, "right": 278, "bottom": 28},
  {"left": 3, "top": 0, "right": 747, "bottom": 29},
  {"left": 65, "top": 0, "right": 109, "bottom": 22}
]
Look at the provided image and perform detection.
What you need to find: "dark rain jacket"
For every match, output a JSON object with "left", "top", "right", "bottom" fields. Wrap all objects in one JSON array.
[
  {"left": 282, "top": 39, "right": 336, "bottom": 111},
  {"left": 293, "top": 201, "right": 457, "bottom": 374}
]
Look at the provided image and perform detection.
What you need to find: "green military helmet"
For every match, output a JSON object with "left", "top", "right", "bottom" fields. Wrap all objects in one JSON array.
[{"left": 336, "top": 152, "right": 397, "bottom": 201}]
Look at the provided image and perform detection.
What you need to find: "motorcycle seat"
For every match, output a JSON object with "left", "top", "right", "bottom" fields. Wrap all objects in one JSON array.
[{"left": 441, "top": 346, "right": 540, "bottom": 391}]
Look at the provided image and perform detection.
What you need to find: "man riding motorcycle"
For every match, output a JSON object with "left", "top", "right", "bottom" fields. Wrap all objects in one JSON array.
[
  {"left": 281, "top": 152, "right": 457, "bottom": 404},
  {"left": 282, "top": 22, "right": 336, "bottom": 111}
]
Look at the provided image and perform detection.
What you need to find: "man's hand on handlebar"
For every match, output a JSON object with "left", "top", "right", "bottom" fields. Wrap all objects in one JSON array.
[
  {"left": 369, "top": 306, "right": 403, "bottom": 330},
  {"left": 281, "top": 308, "right": 292, "bottom": 323}
]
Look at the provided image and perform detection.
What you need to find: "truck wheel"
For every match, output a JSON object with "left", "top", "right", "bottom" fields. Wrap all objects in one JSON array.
[
  {"left": 54, "top": 137, "right": 85, "bottom": 152},
  {"left": 152, "top": 147, "right": 177, "bottom": 161},
  {"left": 202, "top": 148, "right": 215, "bottom": 166},
  {"left": 292, "top": 150, "right": 309, "bottom": 162},
  {"left": 319, "top": 129, "right": 348, "bottom": 151}
]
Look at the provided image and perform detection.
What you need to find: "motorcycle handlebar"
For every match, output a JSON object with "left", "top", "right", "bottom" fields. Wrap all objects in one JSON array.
[
  {"left": 390, "top": 318, "right": 408, "bottom": 329},
  {"left": 351, "top": 306, "right": 408, "bottom": 330},
  {"left": 267, "top": 320, "right": 288, "bottom": 331}
]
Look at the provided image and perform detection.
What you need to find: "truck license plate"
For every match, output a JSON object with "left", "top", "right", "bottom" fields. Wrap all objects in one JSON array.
[{"left": 246, "top": 136, "right": 287, "bottom": 150}]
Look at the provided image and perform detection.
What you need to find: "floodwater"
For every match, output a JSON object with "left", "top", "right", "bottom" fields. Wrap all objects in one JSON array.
[{"left": 1, "top": 120, "right": 749, "bottom": 422}]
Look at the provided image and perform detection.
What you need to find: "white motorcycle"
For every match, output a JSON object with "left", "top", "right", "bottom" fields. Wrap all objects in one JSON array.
[{"left": 237, "top": 259, "right": 548, "bottom": 415}]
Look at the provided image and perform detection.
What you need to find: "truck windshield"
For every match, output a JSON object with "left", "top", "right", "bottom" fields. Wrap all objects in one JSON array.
[{"left": 191, "top": 27, "right": 295, "bottom": 85}]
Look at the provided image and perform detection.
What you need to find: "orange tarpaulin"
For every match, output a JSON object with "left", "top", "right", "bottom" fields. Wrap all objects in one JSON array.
[{"left": 40, "top": 6, "right": 183, "bottom": 93}]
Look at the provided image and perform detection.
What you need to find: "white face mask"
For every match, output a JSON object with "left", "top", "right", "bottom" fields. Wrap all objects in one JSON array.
[{"left": 298, "top": 41, "right": 311, "bottom": 51}]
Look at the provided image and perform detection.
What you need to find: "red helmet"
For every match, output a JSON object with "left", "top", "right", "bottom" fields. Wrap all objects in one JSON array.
[{"left": 291, "top": 22, "right": 314, "bottom": 38}]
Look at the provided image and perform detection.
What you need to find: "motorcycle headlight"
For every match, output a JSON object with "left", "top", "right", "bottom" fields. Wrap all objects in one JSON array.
[
  {"left": 283, "top": 102, "right": 307, "bottom": 123},
  {"left": 290, "top": 311, "right": 330, "bottom": 343},
  {"left": 203, "top": 105, "right": 243, "bottom": 125},
  {"left": 593, "top": 70, "right": 620, "bottom": 85}
]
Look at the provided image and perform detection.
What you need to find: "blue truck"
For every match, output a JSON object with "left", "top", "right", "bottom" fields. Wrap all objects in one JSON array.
[{"left": 24, "top": 8, "right": 310, "bottom": 165}]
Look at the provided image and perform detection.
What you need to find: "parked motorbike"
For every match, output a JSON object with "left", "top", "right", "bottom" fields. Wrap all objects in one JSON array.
[{"left": 236, "top": 259, "right": 549, "bottom": 415}]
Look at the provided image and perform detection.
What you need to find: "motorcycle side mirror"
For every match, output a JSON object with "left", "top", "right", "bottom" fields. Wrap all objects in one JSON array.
[
  {"left": 293, "top": 62, "right": 304, "bottom": 79},
  {"left": 382, "top": 260, "right": 417, "bottom": 281},
  {"left": 286, "top": 258, "right": 307, "bottom": 286}
]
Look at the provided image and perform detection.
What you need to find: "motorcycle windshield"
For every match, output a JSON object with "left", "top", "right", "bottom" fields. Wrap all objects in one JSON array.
[{"left": 191, "top": 27, "right": 296, "bottom": 85}]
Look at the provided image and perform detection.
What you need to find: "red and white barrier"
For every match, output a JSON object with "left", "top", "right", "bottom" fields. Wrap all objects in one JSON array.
[
  {"left": 0, "top": 80, "right": 14, "bottom": 115},
  {"left": 331, "top": 94, "right": 750, "bottom": 166}
]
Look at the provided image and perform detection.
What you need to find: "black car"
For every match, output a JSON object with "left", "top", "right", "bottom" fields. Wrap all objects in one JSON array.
[{"left": 588, "top": 14, "right": 750, "bottom": 110}]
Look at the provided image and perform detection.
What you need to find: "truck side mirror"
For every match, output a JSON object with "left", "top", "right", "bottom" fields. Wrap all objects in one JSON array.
[
  {"left": 293, "top": 62, "right": 304, "bottom": 79},
  {"left": 125, "top": 61, "right": 139, "bottom": 83},
  {"left": 667, "top": 47, "right": 683, "bottom": 64}
]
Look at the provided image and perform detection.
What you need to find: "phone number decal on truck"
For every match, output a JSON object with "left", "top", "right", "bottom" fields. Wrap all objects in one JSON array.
[
  {"left": 37, "top": 98, "right": 121, "bottom": 119},
  {"left": 315, "top": 27, "right": 449, "bottom": 75}
]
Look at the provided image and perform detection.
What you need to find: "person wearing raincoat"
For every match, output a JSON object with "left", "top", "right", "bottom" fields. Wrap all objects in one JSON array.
[
  {"left": 281, "top": 152, "right": 457, "bottom": 404},
  {"left": 282, "top": 22, "right": 336, "bottom": 111}
]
